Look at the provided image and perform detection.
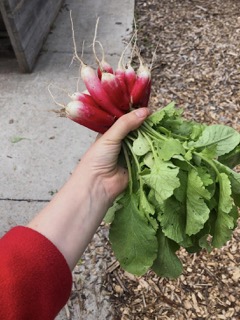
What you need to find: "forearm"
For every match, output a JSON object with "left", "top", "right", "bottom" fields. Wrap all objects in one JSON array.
[
  {"left": 27, "top": 164, "right": 110, "bottom": 270},
  {"left": 27, "top": 109, "right": 149, "bottom": 270}
]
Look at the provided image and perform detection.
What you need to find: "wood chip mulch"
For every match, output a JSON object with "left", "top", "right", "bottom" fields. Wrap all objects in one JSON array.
[{"left": 104, "top": 1, "right": 240, "bottom": 319}]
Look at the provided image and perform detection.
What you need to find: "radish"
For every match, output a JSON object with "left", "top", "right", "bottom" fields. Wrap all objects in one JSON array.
[
  {"left": 65, "top": 100, "right": 115, "bottom": 133},
  {"left": 97, "top": 61, "right": 113, "bottom": 79},
  {"left": 138, "top": 79, "right": 151, "bottom": 107},
  {"left": 70, "top": 91, "right": 100, "bottom": 108},
  {"left": 96, "top": 41, "right": 114, "bottom": 79},
  {"left": 115, "top": 62, "right": 131, "bottom": 106},
  {"left": 130, "top": 62, "right": 151, "bottom": 107},
  {"left": 92, "top": 21, "right": 113, "bottom": 79},
  {"left": 69, "top": 13, "right": 124, "bottom": 118},
  {"left": 80, "top": 63, "right": 124, "bottom": 118},
  {"left": 101, "top": 72, "right": 130, "bottom": 111},
  {"left": 63, "top": 12, "right": 151, "bottom": 132},
  {"left": 125, "top": 64, "right": 136, "bottom": 96}
]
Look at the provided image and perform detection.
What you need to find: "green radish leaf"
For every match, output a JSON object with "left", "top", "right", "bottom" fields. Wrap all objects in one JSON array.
[
  {"left": 195, "top": 167, "right": 214, "bottom": 187},
  {"left": 139, "top": 188, "right": 159, "bottom": 231},
  {"left": 108, "top": 102, "right": 240, "bottom": 279},
  {"left": 109, "top": 192, "right": 158, "bottom": 276},
  {"left": 199, "top": 234, "right": 212, "bottom": 253},
  {"left": 186, "top": 169, "right": 211, "bottom": 236},
  {"left": 212, "top": 173, "right": 234, "bottom": 248},
  {"left": 174, "top": 170, "right": 188, "bottom": 203},
  {"left": 218, "top": 145, "right": 240, "bottom": 168},
  {"left": 152, "top": 229, "right": 183, "bottom": 279},
  {"left": 190, "top": 123, "right": 207, "bottom": 140},
  {"left": 132, "top": 132, "right": 151, "bottom": 156},
  {"left": 199, "top": 144, "right": 218, "bottom": 159},
  {"left": 160, "top": 138, "right": 185, "bottom": 161},
  {"left": 157, "top": 196, "right": 191, "bottom": 245},
  {"left": 141, "top": 160, "right": 180, "bottom": 204},
  {"left": 147, "top": 101, "right": 176, "bottom": 126},
  {"left": 104, "top": 198, "right": 123, "bottom": 223},
  {"left": 213, "top": 160, "right": 240, "bottom": 194},
  {"left": 143, "top": 152, "right": 154, "bottom": 168},
  {"left": 193, "top": 125, "right": 240, "bottom": 156},
  {"left": 139, "top": 187, "right": 155, "bottom": 216},
  {"left": 184, "top": 149, "right": 193, "bottom": 161}
]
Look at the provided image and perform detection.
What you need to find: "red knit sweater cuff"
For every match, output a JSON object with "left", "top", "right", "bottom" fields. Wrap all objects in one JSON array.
[{"left": 0, "top": 226, "right": 72, "bottom": 320}]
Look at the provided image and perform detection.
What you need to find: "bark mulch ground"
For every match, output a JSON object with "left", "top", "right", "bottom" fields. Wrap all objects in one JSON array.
[
  {"left": 68, "top": 1, "right": 240, "bottom": 319},
  {"left": 105, "top": 1, "right": 240, "bottom": 319}
]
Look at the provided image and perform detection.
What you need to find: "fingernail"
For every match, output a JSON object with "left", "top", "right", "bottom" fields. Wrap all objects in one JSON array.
[{"left": 135, "top": 108, "right": 149, "bottom": 118}]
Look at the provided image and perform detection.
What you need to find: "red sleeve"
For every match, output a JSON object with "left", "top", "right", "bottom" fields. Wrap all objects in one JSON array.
[{"left": 0, "top": 226, "right": 72, "bottom": 320}]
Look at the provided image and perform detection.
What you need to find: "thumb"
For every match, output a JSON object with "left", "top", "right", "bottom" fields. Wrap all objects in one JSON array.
[{"left": 103, "top": 108, "right": 150, "bottom": 141}]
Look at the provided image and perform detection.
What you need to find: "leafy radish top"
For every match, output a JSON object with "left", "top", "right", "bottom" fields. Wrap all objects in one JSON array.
[{"left": 59, "top": 20, "right": 240, "bottom": 278}]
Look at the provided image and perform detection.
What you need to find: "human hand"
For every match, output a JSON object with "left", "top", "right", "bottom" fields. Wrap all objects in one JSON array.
[
  {"left": 77, "top": 108, "right": 150, "bottom": 204},
  {"left": 27, "top": 108, "right": 150, "bottom": 270}
]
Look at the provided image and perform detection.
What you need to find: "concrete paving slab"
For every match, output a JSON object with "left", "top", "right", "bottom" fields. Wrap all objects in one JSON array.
[
  {"left": 0, "top": 51, "right": 95, "bottom": 200},
  {"left": 0, "top": 0, "right": 134, "bottom": 201},
  {"left": 43, "top": 0, "right": 134, "bottom": 56},
  {"left": 0, "top": 200, "right": 46, "bottom": 235},
  {"left": 0, "top": 0, "right": 135, "bottom": 319}
]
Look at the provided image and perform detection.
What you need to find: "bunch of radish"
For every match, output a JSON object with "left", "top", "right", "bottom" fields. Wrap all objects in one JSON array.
[
  {"left": 57, "top": 18, "right": 240, "bottom": 279},
  {"left": 65, "top": 36, "right": 152, "bottom": 134}
]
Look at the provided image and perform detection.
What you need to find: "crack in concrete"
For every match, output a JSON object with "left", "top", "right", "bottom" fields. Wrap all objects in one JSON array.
[{"left": 0, "top": 198, "right": 50, "bottom": 203}]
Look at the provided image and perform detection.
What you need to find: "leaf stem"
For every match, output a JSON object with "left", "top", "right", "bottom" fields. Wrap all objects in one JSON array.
[
  {"left": 140, "top": 129, "right": 159, "bottom": 161},
  {"left": 142, "top": 122, "right": 167, "bottom": 141},
  {"left": 122, "top": 142, "right": 133, "bottom": 193},
  {"left": 125, "top": 139, "right": 141, "bottom": 173},
  {"left": 194, "top": 151, "right": 220, "bottom": 178}
]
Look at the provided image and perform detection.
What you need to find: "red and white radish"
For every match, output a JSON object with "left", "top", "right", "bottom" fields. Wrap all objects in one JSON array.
[
  {"left": 96, "top": 42, "right": 114, "bottom": 79},
  {"left": 130, "top": 62, "right": 151, "bottom": 107},
  {"left": 97, "top": 61, "right": 114, "bottom": 79},
  {"left": 101, "top": 72, "right": 130, "bottom": 111},
  {"left": 66, "top": 100, "right": 115, "bottom": 133},
  {"left": 70, "top": 91, "right": 100, "bottom": 108},
  {"left": 80, "top": 64, "right": 124, "bottom": 118},
  {"left": 62, "top": 13, "right": 152, "bottom": 134},
  {"left": 125, "top": 64, "right": 136, "bottom": 96}
]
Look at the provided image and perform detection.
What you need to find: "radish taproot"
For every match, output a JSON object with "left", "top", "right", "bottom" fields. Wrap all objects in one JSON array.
[
  {"left": 80, "top": 63, "right": 124, "bottom": 118},
  {"left": 96, "top": 41, "right": 114, "bottom": 79},
  {"left": 125, "top": 64, "right": 136, "bottom": 96},
  {"left": 65, "top": 100, "right": 115, "bottom": 133},
  {"left": 130, "top": 62, "right": 151, "bottom": 106},
  {"left": 101, "top": 72, "right": 130, "bottom": 111},
  {"left": 97, "top": 61, "right": 114, "bottom": 79},
  {"left": 70, "top": 91, "right": 100, "bottom": 108}
]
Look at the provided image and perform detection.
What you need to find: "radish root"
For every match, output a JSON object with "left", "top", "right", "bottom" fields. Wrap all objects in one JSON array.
[
  {"left": 118, "top": 30, "right": 138, "bottom": 70},
  {"left": 70, "top": 10, "right": 85, "bottom": 66},
  {"left": 96, "top": 41, "right": 106, "bottom": 63},
  {"left": 92, "top": 17, "right": 102, "bottom": 68},
  {"left": 47, "top": 83, "right": 66, "bottom": 109},
  {"left": 150, "top": 40, "right": 160, "bottom": 71}
]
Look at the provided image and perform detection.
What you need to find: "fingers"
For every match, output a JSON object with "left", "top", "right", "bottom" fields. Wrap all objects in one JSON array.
[{"left": 103, "top": 108, "right": 150, "bottom": 141}]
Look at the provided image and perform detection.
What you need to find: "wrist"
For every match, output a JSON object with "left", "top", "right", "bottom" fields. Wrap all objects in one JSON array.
[
  {"left": 27, "top": 164, "right": 112, "bottom": 270},
  {"left": 72, "top": 163, "right": 113, "bottom": 210}
]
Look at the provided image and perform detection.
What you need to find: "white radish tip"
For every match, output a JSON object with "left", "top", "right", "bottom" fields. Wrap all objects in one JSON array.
[
  {"left": 66, "top": 100, "right": 82, "bottom": 117},
  {"left": 101, "top": 72, "right": 115, "bottom": 81},
  {"left": 137, "top": 63, "right": 151, "bottom": 76},
  {"left": 69, "top": 92, "right": 81, "bottom": 100},
  {"left": 69, "top": 90, "right": 90, "bottom": 100}
]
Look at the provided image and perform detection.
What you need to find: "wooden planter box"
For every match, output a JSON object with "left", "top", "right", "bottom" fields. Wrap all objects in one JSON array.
[{"left": 0, "top": 0, "right": 62, "bottom": 72}]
